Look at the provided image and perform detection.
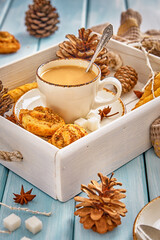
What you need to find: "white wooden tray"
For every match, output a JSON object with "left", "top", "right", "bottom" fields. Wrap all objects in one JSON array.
[{"left": 0, "top": 39, "right": 160, "bottom": 202}]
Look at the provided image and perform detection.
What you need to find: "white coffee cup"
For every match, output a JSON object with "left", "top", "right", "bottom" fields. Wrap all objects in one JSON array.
[{"left": 36, "top": 58, "right": 122, "bottom": 123}]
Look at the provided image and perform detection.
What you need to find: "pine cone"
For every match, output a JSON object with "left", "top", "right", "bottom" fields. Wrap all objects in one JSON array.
[
  {"left": 56, "top": 28, "right": 110, "bottom": 79},
  {"left": 114, "top": 65, "right": 138, "bottom": 93},
  {"left": 74, "top": 173, "right": 127, "bottom": 234},
  {"left": 0, "top": 81, "right": 13, "bottom": 116},
  {"left": 25, "top": 0, "right": 59, "bottom": 38}
]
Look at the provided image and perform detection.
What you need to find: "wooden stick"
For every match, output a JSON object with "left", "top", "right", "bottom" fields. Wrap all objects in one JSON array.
[
  {"left": 0, "top": 202, "right": 52, "bottom": 216},
  {"left": 0, "top": 230, "right": 11, "bottom": 234}
]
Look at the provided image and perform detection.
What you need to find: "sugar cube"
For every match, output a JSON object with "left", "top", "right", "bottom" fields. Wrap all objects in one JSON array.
[
  {"left": 87, "top": 117, "right": 100, "bottom": 132},
  {"left": 74, "top": 118, "right": 88, "bottom": 129},
  {"left": 21, "top": 237, "right": 31, "bottom": 240},
  {"left": 86, "top": 110, "right": 100, "bottom": 120},
  {"left": 25, "top": 216, "right": 42, "bottom": 234},
  {"left": 3, "top": 213, "right": 21, "bottom": 232}
]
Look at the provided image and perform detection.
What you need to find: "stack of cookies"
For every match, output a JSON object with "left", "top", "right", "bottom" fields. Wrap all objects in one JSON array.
[{"left": 19, "top": 106, "right": 87, "bottom": 149}]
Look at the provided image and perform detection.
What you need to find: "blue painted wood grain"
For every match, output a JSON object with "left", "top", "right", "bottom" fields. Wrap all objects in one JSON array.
[
  {"left": 0, "top": 0, "right": 12, "bottom": 24},
  {"left": 145, "top": 148, "right": 160, "bottom": 200},
  {"left": 0, "top": 165, "right": 8, "bottom": 202},
  {"left": 74, "top": 156, "right": 148, "bottom": 240},
  {"left": 0, "top": 171, "right": 75, "bottom": 240}
]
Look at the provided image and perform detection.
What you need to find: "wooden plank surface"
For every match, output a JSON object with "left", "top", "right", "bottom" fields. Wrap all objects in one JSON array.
[
  {"left": 145, "top": 148, "right": 160, "bottom": 200},
  {"left": 0, "top": 166, "right": 8, "bottom": 202},
  {"left": 0, "top": 0, "right": 12, "bottom": 24}
]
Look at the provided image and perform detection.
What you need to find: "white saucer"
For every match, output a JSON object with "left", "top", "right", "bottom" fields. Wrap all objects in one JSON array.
[
  {"left": 14, "top": 88, "right": 125, "bottom": 125},
  {"left": 133, "top": 197, "right": 160, "bottom": 240}
]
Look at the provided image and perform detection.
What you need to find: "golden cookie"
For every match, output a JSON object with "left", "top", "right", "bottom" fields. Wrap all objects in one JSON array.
[
  {"left": 0, "top": 31, "right": 20, "bottom": 54},
  {"left": 19, "top": 106, "right": 65, "bottom": 137},
  {"left": 50, "top": 124, "right": 88, "bottom": 149}
]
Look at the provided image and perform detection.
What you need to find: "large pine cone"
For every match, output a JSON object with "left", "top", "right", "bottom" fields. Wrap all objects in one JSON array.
[
  {"left": 56, "top": 28, "right": 110, "bottom": 79},
  {"left": 0, "top": 81, "right": 13, "bottom": 116},
  {"left": 114, "top": 65, "right": 138, "bottom": 93},
  {"left": 25, "top": 0, "right": 59, "bottom": 38},
  {"left": 74, "top": 173, "right": 127, "bottom": 234}
]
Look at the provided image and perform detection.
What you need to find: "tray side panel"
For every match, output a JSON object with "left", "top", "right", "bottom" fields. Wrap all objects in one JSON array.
[
  {"left": 0, "top": 117, "right": 58, "bottom": 199},
  {"left": 56, "top": 97, "right": 160, "bottom": 201}
]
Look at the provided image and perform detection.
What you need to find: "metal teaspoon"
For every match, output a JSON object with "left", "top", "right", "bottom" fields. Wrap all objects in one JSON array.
[{"left": 86, "top": 23, "right": 113, "bottom": 73}]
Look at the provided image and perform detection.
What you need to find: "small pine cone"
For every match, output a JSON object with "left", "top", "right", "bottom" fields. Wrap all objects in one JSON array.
[
  {"left": 25, "top": 0, "right": 59, "bottom": 38},
  {"left": 56, "top": 28, "right": 110, "bottom": 79},
  {"left": 0, "top": 81, "right": 13, "bottom": 116},
  {"left": 74, "top": 173, "right": 127, "bottom": 234},
  {"left": 114, "top": 66, "right": 138, "bottom": 93},
  {"left": 150, "top": 117, "right": 160, "bottom": 158}
]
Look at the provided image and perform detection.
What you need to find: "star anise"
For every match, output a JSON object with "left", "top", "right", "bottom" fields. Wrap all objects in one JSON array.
[
  {"left": 98, "top": 106, "right": 119, "bottom": 120},
  {"left": 13, "top": 185, "right": 36, "bottom": 205},
  {"left": 133, "top": 90, "right": 143, "bottom": 98}
]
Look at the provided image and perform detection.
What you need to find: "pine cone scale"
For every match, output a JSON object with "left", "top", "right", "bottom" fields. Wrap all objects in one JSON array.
[
  {"left": 90, "top": 208, "right": 103, "bottom": 220},
  {"left": 95, "top": 216, "right": 108, "bottom": 234},
  {"left": 83, "top": 216, "right": 95, "bottom": 229}
]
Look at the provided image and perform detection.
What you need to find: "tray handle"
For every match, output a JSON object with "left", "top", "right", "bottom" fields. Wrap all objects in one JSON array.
[{"left": 0, "top": 150, "right": 23, "bottom": 162}]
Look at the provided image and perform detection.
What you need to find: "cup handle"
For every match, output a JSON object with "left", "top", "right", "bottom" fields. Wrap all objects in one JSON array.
[{"left": 92, "top": 77, "right": 122, "bottom": 109}]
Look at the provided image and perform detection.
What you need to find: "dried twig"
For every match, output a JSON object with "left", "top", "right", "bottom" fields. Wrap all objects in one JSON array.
[
  {"left": 0, "top": 202, "right": 52, "bottom": 217},
  {"left": 0, "top": 230, "right": 11, "bottom": 234}
]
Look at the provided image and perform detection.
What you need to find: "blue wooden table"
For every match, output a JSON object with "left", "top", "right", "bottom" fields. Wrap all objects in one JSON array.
[{"left": 0, "top": 0, "right": 160, "bottom": 239}]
